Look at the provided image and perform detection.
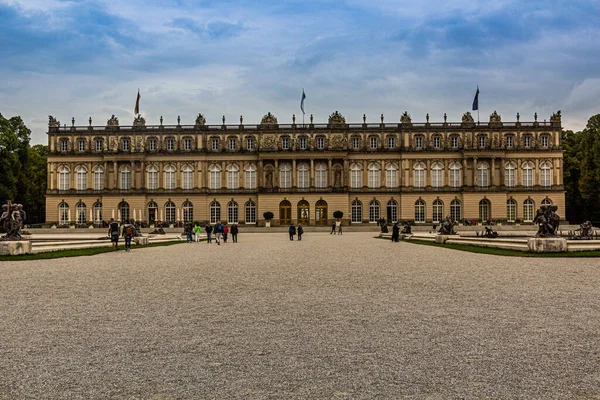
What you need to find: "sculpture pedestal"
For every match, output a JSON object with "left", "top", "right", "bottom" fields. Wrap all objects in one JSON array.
[
  {"left": 436, "top": 235, "right": 451, "bottom": 244},
  {"left": 134, "top": 236, "right": 149, "bottom": 245},
  {"left": 527, "top": 238, "right": 567, "bottom": 253},
  {"left": 0, "top": 241, "right": 32, "bottom": 255}
]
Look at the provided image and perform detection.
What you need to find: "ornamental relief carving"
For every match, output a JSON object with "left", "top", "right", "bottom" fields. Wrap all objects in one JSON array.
[
  {"left": 330, "top": 134, "right": 347, "bottom": 149},
  {"left": 261, "top": 136, "right": 277, "bottom": 150},
  {"left": 134, "top": 137, "right": 144, "bottom": 151}
]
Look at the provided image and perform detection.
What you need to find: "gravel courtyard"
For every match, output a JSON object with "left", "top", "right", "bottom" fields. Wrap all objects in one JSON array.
[{"left": 1, "top": 232, "right": 599, "bottom": 399}]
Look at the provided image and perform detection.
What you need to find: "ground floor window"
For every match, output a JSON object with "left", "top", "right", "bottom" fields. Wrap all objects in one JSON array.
[
  {"left": 479, "top": 199, "right": 490, "bottom": 223},
  {"left": 119, "top": 202, "right": 130, "bottom": 222},
  {"left": 183, "top": 201, "right": 193, "bottom": 223},
  {"left": 432, "top": 200, "right": 443, "bottom": 223},
  {"left": 76, "top": 203, "right": 87, "bottom": 224},
  {"left": 415, "top": 200, "right": 425, "bottom": 223},
  {"left": 369, "top": 201, "right": 380, "bottom": 223},
  {"left": 351, "top": 200, "right": 362, "bottom": 223},
  {"left": 507, "top": 200, "right": 516, "bottom": 222},
  {"left": 386, "top": 200, "right": 398, "bottom": 223},
  {"left": 210, "top": 201, "right": 221, "bottom": 224},
  {"left": 59, "top": 202, "right": 70, "bottom": 225},
  {"left": 450, "top": 200, "right": 461, "bottom": 221},
  {"left": 228, "top": 201, "right": 239, "bottom": 224},
  {"left": 523, "top": 199, "right": 534, "bottom": 222},
  {"left": 245, "top": 201, "right": 256, "bottom": 224},
  {"left": 165, "top": 201, "right": 175, "bottom": 223}
]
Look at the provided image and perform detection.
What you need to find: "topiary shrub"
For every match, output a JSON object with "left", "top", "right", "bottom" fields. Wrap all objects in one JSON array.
[
  {"left": 263, "top": 211, "right": 274, "bottom": 221},
  {"left": 333, "top": 210, "right": 344, "bottom": 219}
]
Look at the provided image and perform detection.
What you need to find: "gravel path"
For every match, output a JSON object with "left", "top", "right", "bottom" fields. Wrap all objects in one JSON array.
[{"left": 1, "top": 232, "right": 599, "bottom": 399}]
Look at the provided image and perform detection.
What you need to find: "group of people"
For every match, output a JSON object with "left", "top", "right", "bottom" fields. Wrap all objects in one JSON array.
[
  {"left": 108, "top": 218, "right": 137, "bottom": 251},
  {"left": 330, "top": 220, "right": 343, "bottom": 235},
  {"left": 196, "top": 222, "right": 239, "bottom": 245},
  {"left": 288, "top": 224, "right": 304, "bottom": 240}
]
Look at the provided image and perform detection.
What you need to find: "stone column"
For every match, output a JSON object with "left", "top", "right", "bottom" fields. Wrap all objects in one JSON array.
[
  {"left": 87, "top": 162, "right": 92, "bottom": 189},
  {"left": 328, "top": 158, "right": 333, "bottom": 187},
  {"left": 104, "top": 161, "right": 108, "bottom": 189},
  {"left": 363, "top": 159, "right": 368, "bottom": 188},
  {"left": 473, "top": 157, "right": 478, "bottom": 186},
  {"left": 221, "top": 161, "right": 226, "bottom": 189},
  {"left": 292, "top": 159, "right": 297, "bottom": 187},
  {"left": 517, "top": 159, "right": 522, "bottom": 186},
  {"left": 535, "top": 159, "right": 540, "bottom": 186},
  {"left": 310, "top": 158, "right": 315, "bottom": 187},
  {"left": 274, "top": 159, "right": 279, "bottom": 188},
  {"left": 131, "top": 161, "right": 136, "bottom": 189},
  {"left": 158, "top": 162, "right": 163, "bottom": 189},
  {"left": 426, "top": 159, "right": 431, "bottom": 187},
  {"left": 258, "top": 160, "right": 264, "bottom": 188},
  {"left": 491, "top": 158, "right": 495, "bottom": 187},
  {"left": 140, "top": 161, "right": 145, "bottom": 188},
  {"left": 113, "top": 161, "right": 118, "bottom": 189},
  {"left": 462, "top": 159, "right": 468, "bottom": 186},
  {"left": 343, "top": 159, "right": 349, "bottom": 187},
  {"left": 380, "top": 159, "right": 385, "bottom": 188},
  {"left": 176, "top": 162, "right": 181, "bottom": 188}
]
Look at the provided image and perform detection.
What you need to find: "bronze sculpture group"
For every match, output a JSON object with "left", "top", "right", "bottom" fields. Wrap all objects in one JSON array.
[
  {"left": 533, "top": 204, "right": 560, "bottom": 237},
  {"left": 437, "top": 215, "right": 457, "bottom": 235},
  {"left": 1, "top": 200, "right": 26, "bottom": 241}
]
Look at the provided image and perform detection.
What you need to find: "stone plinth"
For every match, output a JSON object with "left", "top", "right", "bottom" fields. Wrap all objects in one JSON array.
[
  {"left": 134, "top": 236, "right": 149, "bottom": 245},
  {"left": 528, "top": 237, "right": 567, "bottom": 253},
  {"left": 0, "top": 241, "right": 32, "bottom": 255},
  {"left": 436, "top": 235, "right": 451, "bottom": 244}
]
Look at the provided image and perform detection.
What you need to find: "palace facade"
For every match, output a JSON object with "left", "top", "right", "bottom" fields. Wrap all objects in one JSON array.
[{"left": 45, "top": 110, "right": 565, "bottom": 226}]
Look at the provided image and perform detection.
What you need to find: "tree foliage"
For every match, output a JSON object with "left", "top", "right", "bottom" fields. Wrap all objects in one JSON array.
[{"left": 0, "top": 114, "right": 47, "bottom": 223}]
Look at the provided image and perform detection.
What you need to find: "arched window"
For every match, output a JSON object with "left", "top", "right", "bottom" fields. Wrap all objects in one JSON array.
[
  {"left": 387, "top": 200, "right": 398, "bottom": 223},
  {"left": 449, "top": 162, "right": 461, "bottom": 188},
  {"left": 297, "top": 200, "right": 310, "bottom": 225},
  {"left": 505, "top": 162, "right": 516, "bottom": 187},
  {"left": 227, "top": 164, "right": 239, "bottom": 190},
  {"left": 210, "top": 201, "right": 221, "bottom": 224},
  {"left": 542, "top": 198, "right": 552, "bottom": 206},
  {"left": 245, "top": 201, "right": 257, "bottom": 224},
  {"left": 369, "top": 200, "right": 380, "bottom": 223},
  {"left": 280, "top": 163, "right": 291, "bottom": 189},
  {"left": 523, "top": 199, "right": 535, "bottom": 222},
  {"left": 431, "top": 163, "right": 443, "bottom": 188},
  {"left": 540, "top": 162, "right": 552, "bottom": 187},
  {"left": 59, "top": 202, "right": 70, "bottom": 225},
  {"left": 147, "top": 201, "right": 158, "bottom": 224},
  {"left": 351, "top": 163, "right": 362, "bottom": 189},
  {"left": 315, "top": 200, "right": 327, "bottom": 225},
  {"left": 182, "top": 201, "right": 193, "bottom": 223},
  {"left": 386, "top": 164, "right": 398, "bottom": 188},
  {"left": 182, "top": 165, "right": 194, "bottom": 190},
  {"left": 59, "top": 166, "right": 70, "bottom": 190},
  {"left": 414, "top": 162, "right": 425, "bottom": 188},
  {"left": 76, "top": 202, "right": 86, "bottom": 224},
  {"left": 415, "top": 200, "right": 425, "bottom": 223},
  {"left": 522, "top": 162, "right": 534, "bottom": 187},
  {"left": 75, "top": 166, "right": 87, "bottom": 191},
  {"left": 147, "top": 165, "right": 158, "bottom": 190},
  {"left": 119, "top": 201, "right": 130, "bottom": 222},
  {"left": 351, "top": 200, "right": 362, "bottom": 223},
  {"left": 477, "top": 163, "right": 489, "bottom": 187},
  {"left": 507, "top": 199, "right": 516, "bottom": 222},
  {"left": 164, "top": 165, "right": 176, "bottom": 190},
  {"left": 245, "top": 164, "right": 256, "bottom": 189},
  {"left": 432, "top": 199, "right": 443, "bottom": 223},
  {"left": 227, "top": 201, "right": 239, "bottom": 224},
  {"left": 280, "top": 200, "right": 292, "bottom": 224},
  {"left": 120, "top": 166, "right": 131, "bottom": 190},
  {"left": 450, "top": 200, "right": 461, "bottom": 221},
  {"left": 165, "top": 201, "right": 176, "bottom": 223},
  {"left": 368, "top": 163, "right": 380, "bottom": 189},
  {"left": 297, "top": 163, "right": 309, "bottom": 189},
  {"left": 93, "top": 202, "right": 102, "bottom": 225},
  {"left": 209, "top": 164, "right": 221, "bottom": 189},
  {"left": 479, "top": 199, "right": 490, "bottom": 222},
  {"left": 93, "top": 166, "right": 104, "bottom": 191},
  {"left": 315, "top": 163, "right": 327, "bottom": 188}
]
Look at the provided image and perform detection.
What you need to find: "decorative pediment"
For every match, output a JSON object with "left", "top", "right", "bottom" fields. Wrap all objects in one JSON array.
[
  {"left": 261, "top": 112, "right": 278, "bottom": 125},
  {"left": 195, "top": 113, "right": 206, "bottom": 127},
  {"left": 48, "top": 115, "right": 60, "bottom": 128},
  {"left": 328, "top": 111, "right": 346, "bottom": 126},
  {"left": 400, "top": 111, "right": 412, "bottom": 125},
  {"left": 107, "top": 115, "right": 119, "bottom": 127},
  {"left": 550, "top": 110, "right": 561, "bottom": 123},
  {"left": 462, "top": 112, "right": 474, "bottom": 124},
  {"left": 133, "top": 115, "right": 146, "bottom": 127}
]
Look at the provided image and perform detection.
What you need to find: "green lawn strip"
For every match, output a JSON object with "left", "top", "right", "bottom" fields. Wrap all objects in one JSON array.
[
  {"left": 0, "top": 239, "right": 199, "bottom": 262},
  {"left": 376, "top": 236, "right": 600, "bottom": 257}
]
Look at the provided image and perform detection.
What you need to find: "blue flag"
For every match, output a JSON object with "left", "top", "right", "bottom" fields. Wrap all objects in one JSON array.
[
  {"left": 472, "top": 86, "right": 479, "bottom": 111},
  {"left": 301, "top": 89, "right": 306, "bottom": 115}
]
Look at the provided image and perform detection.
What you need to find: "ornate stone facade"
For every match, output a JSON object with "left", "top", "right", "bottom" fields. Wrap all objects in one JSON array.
[{"left": 46, "top": 111, "right": 565, "bottom": 226}]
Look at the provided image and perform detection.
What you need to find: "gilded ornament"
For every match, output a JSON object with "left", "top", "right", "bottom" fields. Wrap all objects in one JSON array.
[
  {"left": 261, "top": 112, "right": 278, "bottom": 125},
  {"left": 328, "top": 111, "right": 346, "bottom": 126}
]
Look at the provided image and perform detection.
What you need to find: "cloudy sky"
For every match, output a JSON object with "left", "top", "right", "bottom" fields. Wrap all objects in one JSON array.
[{"left": 1, "top": 0, "right": 599, "bottom": 144}]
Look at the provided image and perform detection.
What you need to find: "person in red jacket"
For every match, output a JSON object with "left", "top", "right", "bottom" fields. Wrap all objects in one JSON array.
[{"left": 223, "top": 224, "right": 229, "bottom": 243}]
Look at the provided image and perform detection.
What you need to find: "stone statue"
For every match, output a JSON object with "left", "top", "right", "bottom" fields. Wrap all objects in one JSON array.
[
  {"left": 462, "top": 112, "right": 475, "bottom": 125},
  {"left": 400, "top": 111, "right": 412, "bottom": 125},
  {"left": 133, "top": 115, "right": 146, "bottom": 127},
  {"left": 550, "top": 110, "right": 562, "bottom": 123},
  {"left": 265, "top": 172, "right": 273, "bottom": 188},
  {"left": 483, "top": 226, "right": 498, "bottom": 238},
  {"left": 107, "top": 115, "right": 119, "bottom": 127},
  {"left": 334, "top": 170, "right": 341, "bottom": 188},
  {"left": 261, "top": 112, "right": 278, "bottom": 125},
  {"left": 195, "top": 113, "right": 206, "bottom": 127},
  {"left": 1, "top": 201, "right": 26, "bottom": 241},
  {"left": 534, "top": 204, "right": 560, "bottom": 237},
  {"left": 401, "top": 222, "right": 412, "bottom": 235},
  {"left": 438, "top": 215, "right": 457, "bottom": 235},
  {"left": 328, "top": 111, "right": 346, "bottom": 126},
  {"left": 48, "top": 115, "right": 60, "bottom": 128},
  {"left": 577, "top": 221, "right": 594, "bottom": 240}
]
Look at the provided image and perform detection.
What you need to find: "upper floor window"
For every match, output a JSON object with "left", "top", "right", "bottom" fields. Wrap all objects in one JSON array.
[
  {"left": 541, "top": 134, "right": 549, "bottom": 148},
  {"left": 297, "top": 163, "right": 309, "bottom": 188},
  {"left": 386, "top": 164, "right": 398, "bottom": 188},
  {"left": 449, "top": 162, "right": 461, "bottom": 187},
  {"left": 184, "top": 138, "right": 192, "bottom": 151},
  {"left": 209, "top": 164, "right": 221, "bottom": 189},
  {"left": 431, "top": 163, "right": 443, "bottom": 188},
  {"left": 211, "top": 138, "right": 219, "bottom": 151},
  {"left": 433, "top": 136, "right": 441, "bottom": 149},
  {"left": 414, "top": 162, "right": 425, "bottom": 188},
  {"left": 316, "top": 136, "right": 325, "bottom": 150},
  {"left": 229, "top": 138, "right": 236, "bottom": 151},
  {"left": 281, "top": 137, "right": 289, "bottom": 150},
  {"left": 506, "top": 135, "right": 514, "bottom": 148},
  {"left": 60, "top": 140, "right": 68, "bottom": 152},
  {"left": 477, "top": 163, "right": 489, "bottom": 187},
  {"left": 370, "top": 137, "right": 378, "bottom": 149},
  {"left": 166, "top": 138, "right": 174, "bottom": 151},
  {"left": 164, "top": 165, "right": 176, "bottom": 190},
  {"left": 352, "top": 137, "right": 360, "bottom": 149},
  {"left": 246, "top": 137, "right": 254, "bottom": 151},
  {"left": 245, "top": 164, "right": 257, "bottom": 189},
  {"left": 227, "top": 164, "right": 239, "bottom": 190},
  {"left": 95, "top": 139, "right": 102, "bottom": 152},
  {"left": 59, "top": 166, "right": 69, "bottom": 190},
  {"left": 279, "top": 163, "right": 291, "bottom": 188},
  {"left": 122, "top": 139, "right": 130, "bottom": 152},
  {"left": 387, "top": 136, "right": 395, "bottom": 149},
  {"left": 120, "top": 166, "right": 131, "bottom": 190},
  {"left": 78, "top": 139, "right": 85, "bottom": 152},
  {"left": 541, "top": 162, "right": 552, "bottom": 187},
  {"left": 451, "top": 136, "right": 459, "bottom": 149},
  {"left": 147, "top": 166, "right": 158, "bottom": 190},
  {"left": 415, "top": 136, "right": 423, "bottom": 149},
  {"left": 75, "top": 166, "right": 87, "bottom": 190},
  {"left": 523, "top": 162, "right": 534, "bottom": 187},
  {"left": 148, "top": 138, "right": 157, "bottom": 151},
  {"left": 478, "top": 135, "right": 487, "bottom": 148},
  {"left": 524, "top": 134, "right": 532, "bottom": 148},
  {"left": 350, "top": 163, "right": 362, "bottom": 189},
  {"left": 505, "top": 162, "right": 516, "bottom": 187},
  {"left": 298, "top": 137, "right": 307, "bottom": 150},
  {"left": 368, "top": 163, "right": 380, "bottom": 188},
  {"left": 315, "top": 163, "right": 327, "bottom": 188},
  {"left": 93, "top": 167, "right": 104, "bottom": 190}
]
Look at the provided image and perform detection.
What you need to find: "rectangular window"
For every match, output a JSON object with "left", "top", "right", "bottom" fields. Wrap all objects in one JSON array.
[
  {"left": 229, "top": 138, "right": 236, "bottom": 150},
  {"left": 523, "top": 169, "right": 533, "bottom": 187},
  {"left": 297, "top": 169, "right": 309, "bottom": 188},
  {"left": 147, "top": 171, "right": 158, "bottom": 190},
  {"left": 450, "top": 168, "right": 461, "bottom": 187},
  {"left": 507, "top": 202, "right": 516, "bottom": 222},
  {"left": 184, "top": 139, "right": 192, "bottom": 150},
  {"left": 524, "top": 135, "right": 531, "bottom": 147},
  {"left": 414, "top": 170, "right": 425, "bottom": 188},
  {"left": 451, "top": 136, "right": 459, "bottom": 148},
  {"left": 433, "top": 136, "right": 441, "bottom": 149},
  {"left": 182, "top": 171, "right": 193, "bottom": 189},
  {"left": 246, "top": 138, "right": 254, "bottom": 151},
  {"left": 95, "top": 140, "right": 102, "bottom": 152},
  {"left": 370, "top": 137, "right": 377, "bottom": 149},
  {"left": 245, "top": 203, "right": 256, "bottom": 224},
  {"left": 387, "top": 136, "right": 395, "bottom": 149},
  {"left": 212, "top": 138, "right": 219, "bottom": 151},
  {"left": 78, "top": 140, "right": 85, "bottom": 152},
  {"left": 505, "top": 168, "right": 515, "bottom": 187},
  {"left": 210, "top": 170, "right": 220, "bottom": 189},
  {"left": 120, "top": 170, "right": 131, "bottom": 190},
  {"left": 149, "top": 139, "right": 156, "bottom": 151},
  {"left": 541, "top": 135, "right": 549, "bottom": 147},
  {"left": 227, "top": 170, "right": 239, "bottom": 189},
  {"left": 316, "top": 137, "right": 324, "bottom": 149},
  {"left": 167, "top": 139, "right": 174, "bottom": 151},
  {"left": 351, "top": 203, "right": 362, "bottom": 223},
  {"left": 368, "top": 169, "right": 379, "bottom": 189},
  {"left": 386, "top": 169, "right": 397, "bottom": 188},
  {"left": 245, "top": 169, "right": 256, "bottom": 189},
  {"left": 432, "top": 169, "right": 443, "bottom": 188},
  {"left": 315, "top": 168, "right": 327, "bottom": 188},
  {"left": 506, "top": 136, "right": 513, "bottom": 148},
  {"left": 479, "top": 136, "right": 486, "bottom": 148},
  {"left": 61, "top": 140, "right": 68, "bottom": 152},
  {"left": 94, "top": 170, "right": 104, "bottom": 190},
  {"left": 281, "top": 137, "right": 289, "bottom": 150},
  {"left": 280, "top": 169, "right": 291, "bottom": 188},
  {"left": 352, "top": 137, "right": 360, "bottom": 149},
  {"left": 122, "top": 139, "right": 129, "bottom": 152},
  {"left": 351, "top": 169, "right": 362, "bottom": 189},
  {"left": 415, "top": 136, "right": 423, "bottom": 149},
  {"left": 299, "top": 137, "right": 306, "bottom": 150}
]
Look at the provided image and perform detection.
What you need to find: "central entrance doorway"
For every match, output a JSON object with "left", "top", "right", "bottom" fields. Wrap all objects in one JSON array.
[
  {"left": 279, "top": 200, "right": 291, "bottom": 225},
  {"left": 297, "top": 200, "right": 310, "bottom": 225},
  {"left": 147, "top": 201, "right": 158, "bottom": 224},
  {"left": 315, "top": 199, "right": 327, "bottom": 225}
]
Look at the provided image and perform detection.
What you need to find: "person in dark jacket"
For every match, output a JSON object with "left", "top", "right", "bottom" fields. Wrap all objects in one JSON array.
[
  {"left": 391, "top": 222, "right": 400, "bottom": 242},
  {"left": 289, "top": 224, "right": 296, "bottom": 241},
  {"left": 231, "top": 224, "right": 239, "bottom": 243},
  {"left": 205, "top": 224, "right": 213, "bottom": 243},
  {"left": 297, "top": 224, "right": 304, "bottom": 241}
]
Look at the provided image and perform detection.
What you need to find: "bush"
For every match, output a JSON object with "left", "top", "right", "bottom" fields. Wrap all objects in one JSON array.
[
  {"left": 333, "top": 210, "right": 344, "bottom": 219},
  {"left": 263, "top": 211, "right": 274, "bottom": 221}
]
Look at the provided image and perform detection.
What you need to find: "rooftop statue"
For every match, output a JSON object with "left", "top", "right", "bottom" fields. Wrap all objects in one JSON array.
[
  {"left": 1, "top": 200, "right": 26, "bottom": 241},
  {"left": 534, "top": 204, "right": 560, "bottom": 237},
  {"left": 489, "top": 110, "right": 502, "bottom": 127},
  {"left": 195, "top": 113, "right": 206, "bottom": 127},
  {"left": 400, "top": 111, "right": 412, "bottom": 125},
  {"left": 133, "top": 115, "right": 146, "bottom": 127},
  {"left": 107, "top": 115, "right": 119, "bottom": 127},
  {"left": 328, "top": 111, "right": 346, "bottom": 126},
  {"left": 462, "top": 111, "right": 475, "bottom": 124},
  {"left": 550, "top": 110, "right": 562, "bottom": 123},
  {"left": 48, "top": 115, "right": 60, "bottom": 128},
  {"left": 261, "top": 112, "right": 278, "bottom": 125}
]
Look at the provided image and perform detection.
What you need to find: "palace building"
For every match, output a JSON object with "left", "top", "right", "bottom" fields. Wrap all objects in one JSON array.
[{"left": 45, "top": 110, "right": 565, "bottom": 227}]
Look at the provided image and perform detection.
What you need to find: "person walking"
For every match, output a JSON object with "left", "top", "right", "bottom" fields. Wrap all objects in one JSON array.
[
  {"left": 205, "top": 224, "right": 213, "bottom": 243},
  {"left": 214, "top": 221, "right": 223, "bottom": 245},
  {"left": 330, "top": 221, "right": 336, "bottom": 234},
  {"left": 122, "top": 218, "right": 136, "bottom": 251},
  {"left": 194, "top": 224, "right": 202, "bottom": 242},
  {"left": 336, "top": 220, "right": 342, "bottom": 235},
  {"left": 289, "top": 224, "right": 296, "bottom": 241},
  {"left": 184, "top": 222, "right": 193, "bottom": 243},
  {"left": 231, "top": 224, "right": 239, "bottom": 243},
  {"left": 297, "top": 224, "right": 304, "bottom": 241},
  {"left": 223, "top": 224, "right": 229, "bottom": 243},
  {"left": 392, "top": 222, "right": 400, "bottom": 242},
  {"left": 108, "top": 218, "right": 120, "bottom": 251}
]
